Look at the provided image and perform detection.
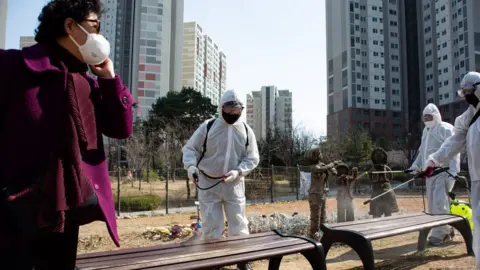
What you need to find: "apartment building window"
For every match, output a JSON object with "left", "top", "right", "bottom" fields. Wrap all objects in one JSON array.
[
  {"left": 444, "top": 67, "right": 448, "bottom": 73},
  {"left": 441, "top": 17, "right": 446, "bottom": 23},
  {"left": 372, "top": 6, "right": 377, "bottom": 11},
  {"left": 389, "top": 21, "right": 398, "bottom": 26},
  {"left": 374, "top": 75, "right": 380, "bottom": 80},
  {"left": 427, "top": 98, "right": 434, "bottom": 103},
  {"left": 373, "top": 29, "right": 378, "bottom": 34},
  {"left": 424, "top": 3, "right": 430, "bottom": 10},
  {"left": 375, "top": 99, "right": 380, "bottom": 104},
  {"left": 442, "top": 42, "right": 447, "bottom": 48},
  {"left": 392, "top": 66, "right": 399, "bottom": 72},
  {"left": 374, "top": 87, "right": 380, "bottom": 92},
  {"left": 443, "top": 55, "right": 448, "bottom": 60},
  {"left": 373, "top": 52, "right": 379, "bottom": 56},
  {"left": 363, "top": 86, "right": 368, "bottom": 92},
  {"left": 393, "top": 101, "right": 400, "bottom": 107},
  {"left": 389, "top": 9, "right": 397, "bottom": 15},
  {"left": 374, "top": 63, "right": 379, "bottom": 68},
  {"left": 444, "top": 80, "right": 449, "bottom": 86},
  {"left": 441, "top": 5, "right": 445, "bottom": 11},
  {"left": 442, "top": 30, "right": 447, "bottom": 36},
  {"left": 373, "top": 17, "right": 377, "bottom": 22},
  {"left": 424, "top": 15, "right": 430, "bottom": 21},
  {"left": 391, "top": 43, "right": 398, "bottom": 49},
  {"left": 382, "top": 75, "right": 385, "bottom": 81},
  {"left": 460, "top": 47, "right": 464, "bottom": 54}
]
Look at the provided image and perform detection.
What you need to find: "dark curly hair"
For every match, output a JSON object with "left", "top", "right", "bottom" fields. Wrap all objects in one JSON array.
[{"left": 34, "top": 0, "right": 104, "bottom": 43}]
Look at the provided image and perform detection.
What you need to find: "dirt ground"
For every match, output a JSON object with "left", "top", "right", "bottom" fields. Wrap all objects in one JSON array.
[{"left": 78, "top": 196, "right": 476, "bottom": 269}]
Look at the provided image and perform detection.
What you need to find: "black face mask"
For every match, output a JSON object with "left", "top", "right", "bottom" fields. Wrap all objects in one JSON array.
[
  {"left": 465, "top": 94, "right": 479, "bottom": 108},
  {"left": 222, "top": 111, "right": 241, "bottom": 124}
]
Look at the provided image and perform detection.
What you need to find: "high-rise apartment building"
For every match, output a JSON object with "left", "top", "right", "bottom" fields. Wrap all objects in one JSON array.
[
  {"left": 182, "top": 22, "right": 227, "bottom": 105},
  {"left": 326, "top": 0, "right": 480, "bottom": 143},
  {"left": 101, "top": 0, "right": 184, "bottom": 118},
  {"left": 0, "top": 0, "right": 7, "bottom": 49},
  {"left": 246, "top": 86, "right": 293, "bottom": 139},
  {"left": 416, "top": 0, "right": 480, "bottom": 123},
  {"left": 19, "top": 36, "right": 36, "bottom": 49},
  {"left": 326, "top": 0, "right": 405, "bottom": 141}
]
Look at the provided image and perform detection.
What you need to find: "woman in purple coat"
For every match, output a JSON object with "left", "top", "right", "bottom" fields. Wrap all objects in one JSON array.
[{"left": 0, "top": 0, "right": 133, "bottom": 269}]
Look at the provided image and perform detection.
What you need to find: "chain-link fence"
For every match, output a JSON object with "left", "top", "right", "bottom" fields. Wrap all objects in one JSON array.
[{"left": 109, "top": 166, "right": 472, "bottom": 215}]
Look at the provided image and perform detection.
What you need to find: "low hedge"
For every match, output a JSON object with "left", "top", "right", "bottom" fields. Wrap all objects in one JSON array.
[{"left": 114, "top": 194, "right": 162, "bottom": 212}]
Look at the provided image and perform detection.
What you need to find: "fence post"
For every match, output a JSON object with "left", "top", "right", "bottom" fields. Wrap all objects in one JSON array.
[
  {"left": 116, "top": 140, "right": 121, "bottom": 216},
  {"left": 270, "top": 165, "right": 274, "bottom": 203},
  {"left": 296, "top": 165, "right": 300, "bottom": 200},
  {"left": 166, "top": 166, "right": 169, "bottom": 215}
]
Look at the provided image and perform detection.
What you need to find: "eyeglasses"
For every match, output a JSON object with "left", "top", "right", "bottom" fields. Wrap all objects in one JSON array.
[{"left": 85, "top": 19, "right": 101, "bottom": 33}]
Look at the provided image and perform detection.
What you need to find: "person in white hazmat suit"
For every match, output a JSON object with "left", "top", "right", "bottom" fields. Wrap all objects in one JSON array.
[
  {"left": 422, "top": 71, "right": 480, "bottom": 268},
  {"left": 407, "top": 103, "right": 460, "bottom": 246},
  {"left": 182, "top": 89, "right": 259, "bottom": 270}
]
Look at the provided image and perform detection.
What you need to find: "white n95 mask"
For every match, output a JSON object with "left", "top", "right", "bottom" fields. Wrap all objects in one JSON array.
[{"left": 69, "top": 23, "right": 110, "bottom": 66}]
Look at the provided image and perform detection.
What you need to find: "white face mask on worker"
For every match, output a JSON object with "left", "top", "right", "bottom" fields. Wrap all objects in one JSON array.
[
  {"left": 424, "top": 121, "right": 435, "bottom": 128},
  {"left": 69, "top": 24, "right": 110, "bottom": 66}
]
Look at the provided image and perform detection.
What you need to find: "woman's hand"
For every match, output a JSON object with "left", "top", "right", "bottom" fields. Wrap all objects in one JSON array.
[{"left": 90, "top": 58, "right": 115, "bottom": 79}]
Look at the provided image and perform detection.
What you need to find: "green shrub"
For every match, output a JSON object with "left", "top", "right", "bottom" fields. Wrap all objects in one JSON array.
[
  {"left": 114, "top": 194, "right": 162, "bottom": 212},
  {"left": 141, "top": 170, "right": 163, "bottom": 181}
]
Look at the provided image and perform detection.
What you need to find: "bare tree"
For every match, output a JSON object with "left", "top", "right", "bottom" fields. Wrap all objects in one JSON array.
[
  {"left": 389, "top": 136, "right": 419, "bottom": 168},
  {"left": 318, "top": 135, "right": 344, "bottom": 163},
  {"left": 124, "top": 128, "right": 148, "bottom": 189}
]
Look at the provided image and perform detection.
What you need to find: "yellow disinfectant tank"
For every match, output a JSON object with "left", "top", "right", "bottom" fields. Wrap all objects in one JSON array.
[{"left": 450, "top": 200, "right": 474, "bottom": 231}]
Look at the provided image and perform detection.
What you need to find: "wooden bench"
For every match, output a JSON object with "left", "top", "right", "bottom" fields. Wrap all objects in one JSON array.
[
  {"left": 320, "top": 212, "right": 473, "bottom": 270},
  {"left": 76, "top": 230, "right": 326, "bottom": 270}
]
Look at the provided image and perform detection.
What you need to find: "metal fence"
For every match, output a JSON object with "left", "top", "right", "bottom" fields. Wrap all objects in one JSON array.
[{"left": 109, "top": 166, "right": 471, "bottom": 215}]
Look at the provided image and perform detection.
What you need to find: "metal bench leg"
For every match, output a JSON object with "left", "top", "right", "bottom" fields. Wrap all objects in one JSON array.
[
  {"left": 417, "top": 228, "right": 431, "bottom": 252},
  {"left": 321, "top": 230, "right": 374, "bottom": 270},
  {"left": 301, "top": 245, "right": 327, "bottom": 270},
  {"left": 268, "top": 256, "right": 283, "bottom": 270},
  {"left": 450, "top": 219, "right": 474, "bottom": 256}
]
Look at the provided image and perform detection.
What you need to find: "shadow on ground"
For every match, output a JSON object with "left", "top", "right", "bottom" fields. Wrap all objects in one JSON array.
[{"left": 327, "top": 241, "right": 471, "bottom": 270}]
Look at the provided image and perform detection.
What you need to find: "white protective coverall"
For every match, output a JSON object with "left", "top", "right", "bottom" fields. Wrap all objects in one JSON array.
[
  {"left": 427, "top": 71, "right": 480, "bottom": 267},
  {"left": 182, "top": 90, "right": 260, "bottom": 240},
  {"left": 409, "top": 103, "right": 460, "bottom": 241}
]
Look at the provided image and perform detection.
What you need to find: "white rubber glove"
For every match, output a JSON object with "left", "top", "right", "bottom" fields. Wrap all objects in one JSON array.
[
  {"left": 224, "top": 170, "right": 240, "bottom": 183},
  {"left": 407, "top": 165, "right": 419, "bottom": 175},
  {"left": 187, "top": 166, "right": 199, "bottom": 182}
]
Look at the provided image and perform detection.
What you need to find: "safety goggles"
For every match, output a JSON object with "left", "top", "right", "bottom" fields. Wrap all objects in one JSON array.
[
  {"left": 457, "top": 82, "right": 480, "bottom": 97},
  {"left": 222, "top": 101, "right": 244, "bottom": 114},
  {"left": 422, "top": 114, "right": 433, "bottom": 122}
]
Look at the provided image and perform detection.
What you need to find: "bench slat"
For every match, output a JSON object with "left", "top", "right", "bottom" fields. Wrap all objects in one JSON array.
[
  {"left": 326, "top": 213, "right": 426, "bottom": 229},
  {"left": 77, "top": 234, "right": 293, "bottom": 267},
  {"left": 77, "top": 231, "right": 276, "bottom": 260},
  {"left": 365, "top": 217, "right": 463, "bottom": 240},
  {"left": 146, "top": 243, "right": 315, "bottom": 270},
  {"left": 79, "top": 238, "right": 310, "bottom": 270},
  {"left": 337, "top": 214, "right": 459, "bottom": 233}
]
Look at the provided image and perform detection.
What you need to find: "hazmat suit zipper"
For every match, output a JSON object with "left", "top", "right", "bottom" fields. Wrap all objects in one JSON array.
[{"left": 224, "top": 125, "right": 233, "bottom": 174}]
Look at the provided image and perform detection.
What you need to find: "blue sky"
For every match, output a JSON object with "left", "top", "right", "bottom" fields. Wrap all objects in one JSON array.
[{"left": 5, "top": 0, "right": 327, "bottom": 136}]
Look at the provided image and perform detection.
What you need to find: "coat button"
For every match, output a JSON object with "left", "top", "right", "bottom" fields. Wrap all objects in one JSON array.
[
  {"left": 94, "top": 184, "right": 100, "bottom": 190},
  {"left": 122, "top": 95, "right": 128, "bottom": 104}
]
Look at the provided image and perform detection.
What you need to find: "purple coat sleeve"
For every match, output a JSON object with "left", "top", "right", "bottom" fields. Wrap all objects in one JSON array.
[{"left": 89, "top": 75, "right": 134, "bottom": 139}]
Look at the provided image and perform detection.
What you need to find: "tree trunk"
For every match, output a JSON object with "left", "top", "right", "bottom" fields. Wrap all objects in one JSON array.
[{"left": 186, "top": 177, "right": 191, "bottom": 201}]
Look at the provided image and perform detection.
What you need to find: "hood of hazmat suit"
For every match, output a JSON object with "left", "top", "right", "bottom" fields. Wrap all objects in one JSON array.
[
  {"left": 181, "top": 89, "right": 260, "bottom": 240},
  {"left": 427, "top": 72, "right": 480, "bottom": 266}
]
